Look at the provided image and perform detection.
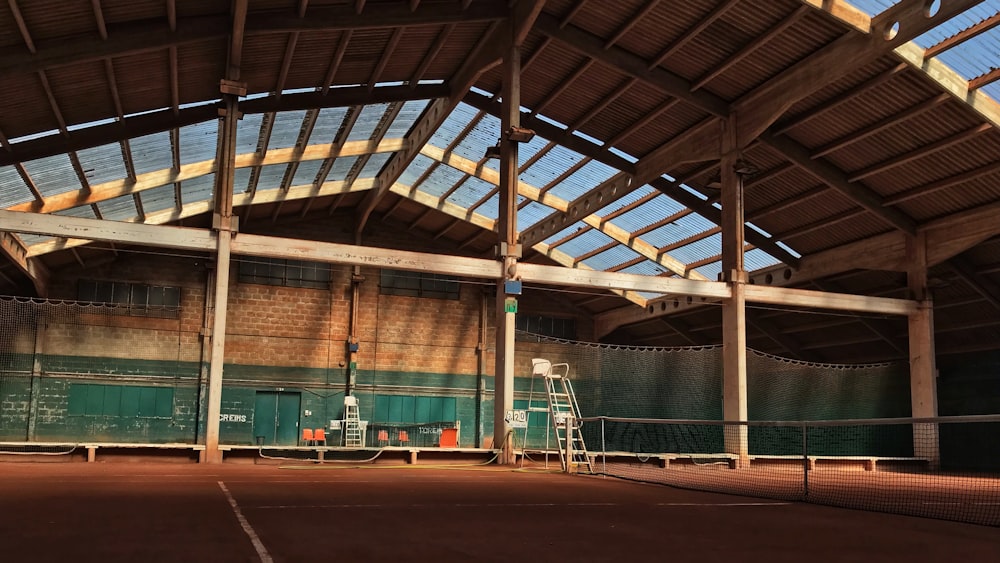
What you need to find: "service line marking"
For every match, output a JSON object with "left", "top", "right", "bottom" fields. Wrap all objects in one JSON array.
[
  {"left": 219, "top": 481, "right": 273, "bottom": 563},
  {"left": 253, "top": 501, "right": 791, "bottom": 510}
]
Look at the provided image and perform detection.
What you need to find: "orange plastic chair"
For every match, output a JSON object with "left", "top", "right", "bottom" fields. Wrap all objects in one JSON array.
[
  {"left": 439, "top": 428, "right": 458, "bottom": 448},
  {"left": 377, "top": 429, "right": 389, "bottom": 445},
  {"left": 301, "top": 428, "right": 314, "bottom": 446},
  {"left": 398, "top": 430, "right": 409, "bottom": 446},
  {"left": 313, "top": 428, "right": 327, "bottom": 446}
]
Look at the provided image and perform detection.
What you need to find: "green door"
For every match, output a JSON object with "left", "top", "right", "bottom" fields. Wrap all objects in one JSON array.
[{"left": 253, "top": 391, "right": 301, "bottom": 446}]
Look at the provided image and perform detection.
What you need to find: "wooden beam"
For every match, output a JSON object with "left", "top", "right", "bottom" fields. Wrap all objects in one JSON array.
[
  {"left": 0, "top": 230, "right": 49, "bottom": 296},
  {"left": 648, "top": 0, "right": 739, "bottom": 69},
  {"left": 924, "top": 12, "right": 1000, "bottom": 59},
  {"left": 969, "top": 67, "right": 1000, "bottom": 91}
]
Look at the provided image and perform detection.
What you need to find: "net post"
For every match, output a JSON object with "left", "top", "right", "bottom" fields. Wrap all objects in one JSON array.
[
  {"left": 601, "top": 416, "right": 606, "bottom": 476},
  {"left": 801, "top": 422, "right": 809, "bottom": 499},
  {"left": 565, "top": 414, "right": 574, "bottom": 474}
]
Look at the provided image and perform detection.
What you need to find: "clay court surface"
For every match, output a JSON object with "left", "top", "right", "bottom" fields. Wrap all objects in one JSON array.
[{"left": 1, "top": 463, "right": 997, "bottom": 563}]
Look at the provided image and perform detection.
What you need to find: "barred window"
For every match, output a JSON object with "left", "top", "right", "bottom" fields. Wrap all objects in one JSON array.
[
  {"left": 516, "top": 315, "right": 576, "bottom": 340},
  {"left": 238, "top": 257, "right": 331, "bottom": 289},
  {"left": 380, "top": 269, "right": 460, "bottom": 300},
  {"left": 78, "top": 280, "right": 180, "bottom": 318}
]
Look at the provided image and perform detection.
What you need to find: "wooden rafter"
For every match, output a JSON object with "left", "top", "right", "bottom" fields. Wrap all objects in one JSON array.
[
  {"left": 647, "top": 0, "right": 739, "bottom": 70},
  {"left": 924, "top": 12, "right": 1000, "bottom": 59}
]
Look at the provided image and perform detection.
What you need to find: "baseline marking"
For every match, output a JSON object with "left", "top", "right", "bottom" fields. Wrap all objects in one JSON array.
[
  {"left": 219, "top": 481, "right": 273, "bottom": 563},
  {"left": 254, "top": 501, "right": 791, "bottom": 509}
]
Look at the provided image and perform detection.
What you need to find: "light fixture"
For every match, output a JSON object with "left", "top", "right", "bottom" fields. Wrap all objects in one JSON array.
[
  {"left": 505, "top": 126, "right": 536, "bottom": 143},
  {"left": 734, "top": 159, "right": 758, "bottom": 177}
]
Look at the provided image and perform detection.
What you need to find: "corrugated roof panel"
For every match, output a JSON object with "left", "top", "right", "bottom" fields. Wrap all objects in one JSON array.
[
  {"left": 180, "top": 173, "right": 215, "bottom": 205},
  {"left": 19, "top": 234, "right": 51, "bottom": 247},
  {"left": 670, "top": 231, "right": 721, "bottom": 264},
  {"left": 399, "top": 154, "right": 436, "bottom": 187},
  {"left": 608, "top": 193, "right": 688, "bottom": 232},
  {"left": 518, "top": 201, "right": 556, "bottom": 230},
  {"left": 327, "top": 156, "right": 359, "bottom": 182},
  {"left": 447, "top": 176, "right": 494, "bottom": 209},
  {"left": 55, "top": 205, "right": 97, "bottom": 219},
  {"left": 309, "top": 107, "right": 348, "bottom": 145},
  {"left": 236, "top": 113, "right": 264, "bottom": 155},
  {"left": 129, "top": 131, "right": 173, "bottom": 176},
  {"left": 430, "top": 102, "right": 481, "bottom": 147},
  {"left": 291, "top": 159, "right": 325, "bottom": 187},
  {"left": 140, "top": 184, "right": 178, "bottom": 214},
  {"left": 385, "top": 100, "right": 431, "bottom": 138},
  {"left": 558, "top": 228, "right": 615, "bottom": 259},
  {"left": 476, "top": 191, "right": 500, "bottom": 220},
  {"left": 0, "top": 165, "right": 33, "bottom": 206},
  {"left": 581, "top": 245, "right": 643, "bottom": 272},
  {"left": 268, "top": 110, "right": 309, "bottom": 150},
  {"left": 254, "top": 163, "right": 290, "bottom": 192},
  {"left": 520, "top": 144, "right": 588, "bottom": 191},
  {"left": 97, "top": 194, "right": 139, "bottom": 222},
  {"left": 745, "top": 247, "right": 782, "bottom": 272},
  {"left": 74, "top": 143, "right": 126, "bottom": 187},
  {"left": 546, "top": 159, "right": 617, "bottom": 202},
  {"left": 451, "top": 111, "right": 501, "bottom": 164},
  {"left": 640, "top": 212, "right": 717, "bottom": 248},
  {"left": 594, "top": 185, "right": 657, "bottom": 216},
  {"left": 346, "top": 103, "right": 391, "bottom": 142},
  {"left": 418, "top": 164, "right": 467, "bottom": 198},
  {"left": 234, "top": 167, "right": 252, "bottom": 193},
  {"left": 179, "top": 121, "right": 218, "bottom": 165},
  {"left": 618, "top": 260, "right": 668, "bottom": 276},
  {"left": 542, "top": 220, "right": 589, "bottom": 246},
  {"left": 359, "top": 152, "right": 392, "bottom": 179},
  {"left": 21, "top": 153, "right": 82, "bottom": 197},
  {"left": 694, "top": 261, "right": 723, "bottom": 282}
]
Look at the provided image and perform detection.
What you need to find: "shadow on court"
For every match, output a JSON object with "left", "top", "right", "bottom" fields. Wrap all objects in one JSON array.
[{"left": 0, "top": 463, "right": 996, "bottom": 562}]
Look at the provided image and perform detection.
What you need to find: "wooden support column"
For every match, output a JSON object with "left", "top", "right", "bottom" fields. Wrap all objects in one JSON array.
[
  {"left": 493, "top": 27, "right": 521, "bottom": 465},
  {"left": 907, "top": 232, "right": 940, "bottom": 468},
  {"left": 204, "top": 83, "right": 243, "bottom": 464},
  {"left": 720, "top": 115, "right": 748, "bottom": 467}
]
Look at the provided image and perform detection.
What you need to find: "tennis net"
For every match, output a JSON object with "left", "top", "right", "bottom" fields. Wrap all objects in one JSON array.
[{"left": 580, "top": 415, "right": 1000, "bottom": 527}]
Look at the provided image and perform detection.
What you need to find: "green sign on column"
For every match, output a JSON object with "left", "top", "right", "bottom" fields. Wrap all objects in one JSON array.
[{"left": 504, "top": 297, "right": 518, "bottom": 314}]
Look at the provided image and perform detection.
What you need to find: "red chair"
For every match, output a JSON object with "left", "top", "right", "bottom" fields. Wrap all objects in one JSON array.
[
  {"left": 377, "top": 429, "right": 389, "bottom": 446},
  {"left": 313, "top": 428, "right": 327, "bottom": 446},
  {"left": 398, "top": 430, "right": 409, "bottom": 446},
  {"left": 301, "top": 428, "right": 314, "bottom": 446},
  {"left": 439, "top": 428, "right": 458, "bottom": 448}
]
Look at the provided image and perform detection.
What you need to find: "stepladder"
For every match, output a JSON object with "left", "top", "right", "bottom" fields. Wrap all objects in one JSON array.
[
  {"left": 531, "top": 358, "right": 594, "bottom": 473},
  {"left": 343, "top": 395, "right": 363, "bottom": 447}
]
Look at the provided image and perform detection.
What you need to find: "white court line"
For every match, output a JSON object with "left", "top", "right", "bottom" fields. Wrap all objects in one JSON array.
[
  {"left": 218, "top": 481, "right": 273, "bottom": 563},
  {"left": 253, "top": 501, "right": 790, "bottom": 510}
]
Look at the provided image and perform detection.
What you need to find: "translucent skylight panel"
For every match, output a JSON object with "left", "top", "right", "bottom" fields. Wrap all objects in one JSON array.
[
  {"left": 745, "top": 247, "right": 782, "bottom": 271},
  {"left": 581, "top": 245, "right": 642, "bottom": 273},
  {"left": 640, "top": 212, "right": 716, "bottom": 248},
  {"left": 55, "top": 205, "right": 97, "bottom": 219},
  {"left": 254, "top": 163, "right": 289, "bottom": 192},
  {"left": 398, "top": 154, "right": 435, "bottom": 187},
  {"left": 290, "top": 159, "right": 324, "bottom": 187},
  {"left": 19, "top": 234, "right": 51, "bottom": 247},
  {"left": 670, "top": 232, "right": 721, "bottom": 264},
  {"left": 520, "top": 144, "right": 587, "bottom": 191},
  {"left": 21, "top": 153, "right": 82, "bottom": 197},
  {"left": 448, "top": 176, "right": 495, "bottom": 210},
  {"left": 476, "top": 192, "right": 499, "bottom": 220},
  {"left": 129, "top": 131, "right": 173, "bottom": 176},
  {"left": 517, "top": 201, "right": 556, "bottom": 229},
  {"left": 74, "top": 143, "right": 126, "bottom": 187},
  {"left": 541, "top": 221, "right": 588, "bottom": 245},
  {"left": 609, "top": 194, "right": 687, "bottom": 232},
  {"left": 451, "top": 112, "right": 501, "bottom": 164},
  {"left": 140, "top": 184, "right": 178, "bottom": 214},
  {"left": 268, "top": 110, "right": 309, "bottom": 150},
  {"left": 327, "top": 156, "right": 359, "bottom": 182},
  {"left": 384, "top": 100, "right": 430, "bottom": 138},
  {"left": 618, "top": 260, "right": 669, "bottom": 276},
  {"left": 179, "top": 121, "right": 218, "bottom": 165},
  {"left": 430, "top": 102, "right": 482, "bottom": 147},
  {"left": 97, "top": 194, "right": 139, "bottom": 221},
  {"left": 545, "top": 160, "right": 617, "bottom": 202},
  {"left": 595, "top": 185, "right": 657, "bottom": 217},
  {"left": 557, "top": 228, "right": 614, "bottom": 258},
  {"left": 234, "top": 167, "right": 252, "bottom": 193},
  {"left": 419, "top": 164, "right": 467, "bottom": 198},
  {"left": 694, "top": 262, "right": 723, "bottom": 282},
  {"left": 359, "top": 152, "right": 392, "bottom": 179},
  {"left": 346, "top": 103, "right": 390, "bottom": 142},
  {"left": 0, "top": 165, "right": 33, "bottom": 206},
  {"left": 236, "top": 113, "right": 264, "bottom": 155},
  {"left": 310, "top": 107, "right": 348, "bottom": 145},
  {"left": 181, "top": 173, "right": 215, "bottom": 204}
]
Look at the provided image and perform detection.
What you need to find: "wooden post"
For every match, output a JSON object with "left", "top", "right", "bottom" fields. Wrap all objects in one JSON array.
[
  {"left": 907, "top": 233, "right": 940, "bottom": 468},
  {"left": 721, "top": 114, "right": 749, "bottom": 468},
  {"left": 493, "top": 25, "right": 521, "bottom": 465}
]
